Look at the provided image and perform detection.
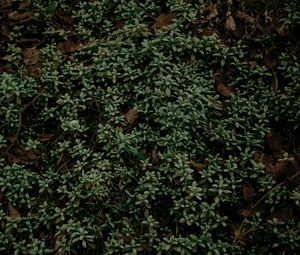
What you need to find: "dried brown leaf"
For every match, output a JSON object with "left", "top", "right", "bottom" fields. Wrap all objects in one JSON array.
[
  {"left": 190, "top": 161, "right": 208, "bottom": 171},
  {"left": 248, "top": 61, "right": 257, "bottom": 67},
  {"left": 23, "top": 47, "right": 40, "bottom": 66},
  {"left": 57, "top": 40, "right": 81, "bottom": 54},
  {"left": 242, "top": 183, "right": 257, "bottom": 201},
  {"left": 231, "top": 224, "right": 247, "bottom": 244},
  {"left": 265, "top": 132, "right": 284, "bottom": 155},
  {"left": 276, "top": 24, "right": 289, "bottom": 37},
  {"left": 0, "top": 192, "right": 4, "bottom": 203},
  {"left": 1, "top": 0, "right": 13, "bottom": 9},
  {"left": 20, "top": 0, "right": 32, "bottom": 8},
  {"left": 0, "top": 65, "right": 13, "bottom": 73},
  {"left": 239, "top": 208, "right": 253, "bottom": 217},
  {"left": 225, "top": 15, "right": 237, "bottom": 32},
  {"left": 37, "top": 133, "right": 56, "bottom": 142},
  {"left": 271, "top": 206, "right": 294, "bottom": 223},
  {"left": 213, "top": 70, "right": 224, "bottom": 83},
  {"left": 27, "top": 66, "right": 41, "bottom": 76},
  {"left": 239, "top": 202, "right": 267, "bottom": 217},
  {"left": 115, "top": 20, "right": 125, "bottom": 29},
  {"left": 154, "top": 13, "right": 177, "bottom": 30},
  {"left": 58, "top": 15, "right": 73, "bottom": 25},
  {"left": 217, "top": 82, "right": 234, "bottom": 97},
  {"left": 142, "top": 244, "right": 152, "bottom": 253},
  {"left": 151, "top": 147, "right": 160, "bottom": 165},
  {"left": 8, "top": 202, "right": 21, "bottom": 219},
  {"left": 8, "top": 11, "right": 33, "bottom": 22},
  {"left": 197, "top": 28, "right": 216, "bottom": 36},
  {"left": 6, "top": 143, "right": 40, "bottom": 166},
  {"left": 125, "top": 108, "right": 139, "bottom": 124},
  {"left": 254, "top": 151, "right": 271, "bottom": 165},
  {"left": 53, "top": 233, "right": 67, "bottom": 255},
  {"left": 68, "top": 42, "right": 81, "bottom": 53},
  {"left": 117, "top": 233, "right": 133, "bottom": 243},
  {"left": 264, "top": 55, "right": 277, "bottom": 68},
  {"left": 266, "top": 160, "right": 297, "bottom": 180},
  {"left": 205, "top": 4, "right": 218, "bottom": 20},
  {"left": 270, "top": 69, "right": 278, "bottom": 91},
  {"left": 236, "top": 10, "right": 255, "bottom": 23},
  {"left": 231, "top": 224, "right": 256, "bottom": 246}
]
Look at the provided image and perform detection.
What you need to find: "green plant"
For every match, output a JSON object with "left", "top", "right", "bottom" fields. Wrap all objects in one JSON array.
[{"left": 0, "top": 0, "right": 299, "bottom": 254}]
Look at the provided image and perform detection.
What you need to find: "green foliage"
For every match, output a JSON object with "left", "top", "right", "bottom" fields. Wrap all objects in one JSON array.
[{"left": 0, "top": 0, "right": 299, "bottom": 254}]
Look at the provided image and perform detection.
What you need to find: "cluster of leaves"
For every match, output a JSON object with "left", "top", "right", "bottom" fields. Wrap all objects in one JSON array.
[{"left": 0, "top": 0, "right": 300, "bottom": 254}]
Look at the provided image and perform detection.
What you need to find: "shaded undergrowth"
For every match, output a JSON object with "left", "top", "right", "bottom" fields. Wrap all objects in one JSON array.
[{"left": 0, "top": 0, "right": 300, "bottom": 254}]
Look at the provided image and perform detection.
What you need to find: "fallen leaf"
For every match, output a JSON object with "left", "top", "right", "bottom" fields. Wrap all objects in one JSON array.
[
  {"left": 270, "top": 69, "right": 278, "bottom": 90},
  {"left": 151, "top": 147, "right": 160, "bottom": 165},
  {"left": 23, "top": 47, "right": 40, "bottom": 66},
  {"left": 0, "top": 65, "right": 13, "bottom": 74},
  {"left": 27, "top": 66, "right": 41, "bottom": 76},
  {"left": 1, "top": 25, "right": 10, "bottom": 38},
  {"left": 142, "top": 244, "right": 152, "bottom": 253},
  {"left": 190, "top": 161, "right": 208, "bottom": 171},
  {"left": 255, "top": 22, "right": 273, "bottom": 34},
  {"left": 118, "top": 233, "right": 133, "bottom": 243},
  {"left": 213, "top": 69, "right": 225, "bottom": 84},
  {"left": 154, "top": 13, "right": 177, "bottom": 31},
  {"left": 57, "top": 14, "right": 74, "bottom": 25},
  {"left": 266, "top": 160, "right": 297, "bottom": 180},
  {"left": 125, "top": 108, "right": 139, "bottom": 124},
  {"left": 225, "top": 15, "right": 237, "bottom": 32},
  {"left": 236, "top": 10, "right": 255, "bottom": 23},
  {"left": 37, "top": 133, "right": 56, "bottom": 142},
  {"left": 239, "top": 202, "right": 267, "bottom": 217},
  {"left": 270, "top": 206, "right": 294, "bottom": 223},
  {"left": 242, "top": 183, "right": 257, "bottom": 201},
  {"left": 1, "top": 0, "right": 13, "bottom": 9},
  {"left": 265, "top": 131, "right": 284, "bottom": 156},
  {"left": 254, "top": 151, "right": 271, "bottom": 165},
  {"left": 6, "top": 140, "right": 40, "bottom": 166},
  {"left": 205, "top": 4, "right": 218, "bottom": 20},
  {"left": 264, "top": 55, "right": 277, "bottom": 68},
  {"left": 20, "top": 0, "right": 32, "bottom": 8},
  {"left": 230, "top": 224, "right": 247, "bottom": 245},
  {"left": 217, "top": 82, "right": 234, "bottom": 97},
  {"left": 68, "top": 43, "right": 81, "bottom": 53},
  {"left": 197, "top": 27, "right": 216, "bottom": 36},
  {"left": 8, "top": 11, "right": 33, "bottom": 22},
  {"left": 248, "top": 61, "right": 257, "bottom": 67},
  {"left": 57, "top": 40, "right": 81, "bottom": 54},
  {"left": 8, "top": 202, "right": 21, "bottom": 219},
  {"left": 53, "top": 233, "right": 68, "bottom": 255},
  {"left": 276, "top": 24, "right": 289, "bottom": 37},
  {"left": 239, "top": 208, "right": 253, "bottom": 217},
  {"left": 115, "top": 20, "right": 125, "bottom": 29},
  {"left": 0, "top": 192, "right": 4, "bottom": 203}
]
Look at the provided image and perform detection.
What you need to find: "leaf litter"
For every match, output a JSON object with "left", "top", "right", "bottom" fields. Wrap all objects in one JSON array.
[
  {"left": 5, "top": 137, "right": 40, "bottom": 166},
  {"left": 124, "top": 108, "right": 139, "bottom": 124},
  {"left": 154, "top": 13, "right": 177, "bottom": 31},
  {"left": 7, "top": 202, "right": 21, "bottom": 219}
]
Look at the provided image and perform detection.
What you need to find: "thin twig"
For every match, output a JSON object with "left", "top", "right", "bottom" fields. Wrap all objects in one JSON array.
[
  {"left": 251, "top": 171, "right": 300, "bottom": 210},
  {"left": 4, "top": 87, "right": 46, "bottom": 153},
  {"left": 15, "top": 88, "right": 46, "bottom": 140},
  {"left": 232, "top": 171, "right": 300, "bottom": 248}
]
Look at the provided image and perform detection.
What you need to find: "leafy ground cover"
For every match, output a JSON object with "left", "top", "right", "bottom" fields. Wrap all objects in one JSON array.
[{"left": 0, "top": 0, "right": 300, "bottom": 254}]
